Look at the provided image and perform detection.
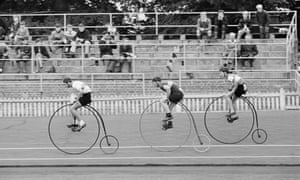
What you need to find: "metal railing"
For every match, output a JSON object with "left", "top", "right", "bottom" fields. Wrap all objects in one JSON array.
[
  {"left": 0, "top": 41, "right": 288, "bottom": 74},
  {"left": 0, "top": 11, "right": 296, "bottom": 36}
]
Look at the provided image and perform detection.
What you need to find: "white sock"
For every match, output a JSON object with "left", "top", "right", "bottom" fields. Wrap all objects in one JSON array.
[{"left": 78, "top": 120, "right": 85, "bottom": 126}]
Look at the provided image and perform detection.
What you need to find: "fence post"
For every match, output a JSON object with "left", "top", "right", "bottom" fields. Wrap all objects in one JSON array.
[
  {"left": 280, "top": 88, "right": 286, "bottom": 110},
  {"left": 31, "top": 45, "right": 34, "bottom": 73},
  {"left": 155, "top": 12, "right": 158, "bottom": 35},
  {"left": 142, "top": 73, "right": 145, "bottom": 96}
]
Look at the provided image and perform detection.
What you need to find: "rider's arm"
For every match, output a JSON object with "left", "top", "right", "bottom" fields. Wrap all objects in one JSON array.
[{"left": 162, "top": 84, "right": 171, "bottom": 98}]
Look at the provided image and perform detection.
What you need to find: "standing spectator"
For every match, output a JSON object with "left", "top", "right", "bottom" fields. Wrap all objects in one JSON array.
[
  {"left": 119, "top": 37, "right": 134, "bottom": 73},
  {"left": 223, "top": 32, "right": 238, "bottom": 68},
  {"left": 49, "top": 23, "right": 65, "bottom": 53},
  {"left": 237, "top": 11, "right": 252, "bottom": 40},
  {"left": 98, "top": 32, "right": 117, "bottom": 72},
  {"left": 256, "top": 4, "right": 270, "bottom": 39},
  {"left": 196, "top": 12, "right": 212, "bottom": 39},
  {"left": 16, "top": 39, "right": 31, "bottom": 73},
  {"left": 63, "top": 24, "right": 77, "bottom": 55},
  {"left": 0, "top": 41, "right": 9, "bottom": 73},
  {"left": 0, "top": 26, "right": 6, "bottom": 41},
  {"left": 214, "top": 10, "right": 228, "bottom": 39},
  {"left": 8, "top": 15, "right": 21, "bottom": 43},
  {"left": 34, "top": 38, "right": 51, "bottom": 73},
  {"left": 71, "top": 23, "right": 91, "bottom": 58},
  {"left": 14, "top": 21, "right": 30, "bottom": 43},
  {"left": 166, "top": 52, "right": 176, "bottom": 72},
  {"left": 239, "top": 34, "right": 258, "bottom": 68},
  {"left": 15, "top": 21, "right": 30, "bottom": 65}
]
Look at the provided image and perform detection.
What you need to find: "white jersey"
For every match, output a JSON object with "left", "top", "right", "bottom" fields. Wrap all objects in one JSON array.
[
  {"left": 227, "top": 74, "right": 243, "bottom": 84},
  {"left": 72, "top": 81, "right": 91, "bottom": 94}
]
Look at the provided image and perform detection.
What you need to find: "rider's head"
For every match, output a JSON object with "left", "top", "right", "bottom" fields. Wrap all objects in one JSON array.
[
  {"left": 219, "top": 63, "right": 232, "bottom": 78},
  {"left": 152, "top": 76, "right": 162, "bottom": 87},
  {"left": 63, "top": 77, "right": 72, "bottom": 87}
]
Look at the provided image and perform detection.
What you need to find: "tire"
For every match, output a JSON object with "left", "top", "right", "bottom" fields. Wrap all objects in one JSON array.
[
  {"left": 204, "top": 96, "right": 255, "bottom": 144},
  {"left": 139, "top": 100, "right": 192, "bottom": 152},
  {"left": 48, "top": 104, "right": 100, "bottom": 155}
]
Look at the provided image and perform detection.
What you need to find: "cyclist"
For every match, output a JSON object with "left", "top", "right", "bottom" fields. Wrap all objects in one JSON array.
[
  {"left": 63, "top": 77, "right": 92, "bottom": 131},
  {"left": 219, "top": 64, "right": 247, "bottom": 122},
  {"left": 152, "top": 77, "right": 184, "bottom": 130}
]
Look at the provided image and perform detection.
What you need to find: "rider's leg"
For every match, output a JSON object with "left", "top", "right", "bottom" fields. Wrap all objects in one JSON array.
[
  {"left": 70, "top": 101, "right": 83, "bottom": 125},
  {"left": 160, "top": 98, "right": 172, "bottom": 118},
  {"left": 226, "top": 95, "right": 235, "bottom": 116}
]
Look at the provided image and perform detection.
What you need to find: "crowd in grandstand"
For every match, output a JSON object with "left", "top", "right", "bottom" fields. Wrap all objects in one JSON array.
[{"left": 0, "top": 3, "right": 293, "bottom": 74}]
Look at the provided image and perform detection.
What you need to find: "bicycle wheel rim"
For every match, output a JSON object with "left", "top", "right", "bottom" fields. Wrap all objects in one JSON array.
[
  {"left": 204, "top": 96, "right": 254, "bottom": 144},
  {"left": 139, "top": 100, "right": 192, "bottom": 152},
  {"left": 48, "top": 104, "right": 100, "bottom": 155}
]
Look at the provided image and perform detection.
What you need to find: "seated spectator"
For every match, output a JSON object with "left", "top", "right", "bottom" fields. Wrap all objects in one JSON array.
[
  {"left": 119, "top": 37, "right": 134, "bottom": 73},
  {"left": 63, "top": 24, "right": 77, "bottom": 55},
  {"left": 196, "top": 12, "right": 212, "bottom": 39},
  {"left": 237, "top": 11, "right": 252, "bottom": 40},
  {"left": 8, "top": 15, "right": 21, "bottom": 43},
  {"left": 49, "top": 23, "right": 65, "bottom": 53},
  {"left": 239, "top": 34, "right": 258, "bottom": 68},
  {"left": 106, "top": 24, "right": 117, "bottom": 38},
  {"left": 0, "top": 41, "right": 9, "bottom": 73},
  {"left": 71, "top": 23, "right": 91, "bottom": 58},
  {"left": 34, "top": 38, "right": 51, "bottom": 73},
  {"left": 16, "top": 39, "right": 31, "bottom": 73},
  {"left": 98, "top": 32, "right": 117, "bottom": 72},
  {"left": 214, "top": 10, "right": 228, "bottom": 39},
  {"left": 223, "top": 32, "right": 238, "bottom": 68},
  {"left": 256, "top": 4, "right": 270, "bottom": 39}
]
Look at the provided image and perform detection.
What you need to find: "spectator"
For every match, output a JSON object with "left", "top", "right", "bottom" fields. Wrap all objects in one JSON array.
[
  {"left": 34, "top": 38, "right": 51, "bottom": 73},
  {"left": 214, "top": 10, "right": 228, "bottom": 39},
  {"left": 196, "top": 12, "right": 212, "bottom": 39},
  {"left": 237, "top": 11, "right": 251, "bottom": 40},
  {"left": 16, "top": 39, "right": 31, "bottom": 73},
  {"left": 0, "top": 26, "right": 6, "bottom": 41},
  {"left": 98, "top": 32, "right": 117, "bottom": 72},
  {"left": 239, "top": 34, "right": 258, "bottom": 69},
  {"left": 49, "top": 23, "right": 65, "bottom": 53},
  {"left": 15, "top": 21, "right": 30, "bottom": 64},
  {"left": 71, "top": 23, "right": 91, "bottom": 58},
  {"left": 8, "top": 15, "right": 21, "bottom": 43},
  {"left": 63, "top": 24, "right": 77, "bottom": 56},
  {"left": 256, "top": 4, "right": 270, "bottom": 39},
  {"left": 166, "top": 52, "right": 176, "bottom": 72},
  {"left": 14, "top": 21, "right": 30, "bottom": 43},
  {"left": 119, "top": 37, "right": 134, "bottom": 73},
  {"left": 0, "top": 41, "right": 9, "bottom": 73},
  {"left": 223, "top": 32, "right": 238, "bottom": 68}
]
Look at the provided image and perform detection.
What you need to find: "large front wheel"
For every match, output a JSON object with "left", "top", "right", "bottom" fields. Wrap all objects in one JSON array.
[
  {"left": 48, "top": 104, "right": 101, "bottom": 155},
  {"left": 204, "top": 96, "right": 255, "bottom": 144},
  {"left": 139, "top": 101, "right": 192, "bottom": 152}
]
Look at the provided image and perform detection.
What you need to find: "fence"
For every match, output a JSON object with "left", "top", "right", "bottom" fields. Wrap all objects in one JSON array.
[
  {"left": 0, "top": 40, "right": 288, "bottom": 74},
  {"left": 0, "top": 11, "right": 296, "bottom": 37},
  {"left": 0, "top": 89, "right": 298, "bottom": 117}
]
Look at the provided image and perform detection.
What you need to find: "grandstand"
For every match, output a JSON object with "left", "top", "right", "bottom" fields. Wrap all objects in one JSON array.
[{"left": 0, "top": 11, "right": 298, "bottom": 101}]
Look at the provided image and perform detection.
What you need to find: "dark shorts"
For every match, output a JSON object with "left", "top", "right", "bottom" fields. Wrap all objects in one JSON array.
[
  {"left": 169, "top": 91, "right": 184, "bottom": 104},
  {"left": 234, "top": 84, "right": 247, "bottom": 97},
  {"left": 79, "top": 93, "right": 92, "bottom": 106}
]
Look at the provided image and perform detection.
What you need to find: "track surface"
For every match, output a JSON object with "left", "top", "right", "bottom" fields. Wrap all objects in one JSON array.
[{"left": 0, "top": 110, "right": 299, "bottom": 179}]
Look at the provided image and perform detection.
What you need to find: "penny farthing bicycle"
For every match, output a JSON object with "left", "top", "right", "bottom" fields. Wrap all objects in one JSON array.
[
  {"left": 139, "top": 100, "right": 210, "bottom": 152},
  {"left": 48, "top": 103, "right": 119, "bottom": 155},
  {"left": 204, "top": 95, "right": 267, "bottom": 144}
]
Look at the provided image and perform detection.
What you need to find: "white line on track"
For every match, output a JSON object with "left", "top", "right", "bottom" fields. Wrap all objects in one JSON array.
[
  {"left": 0, "top": 156, "right": 300, "bottom": 161},
  {"left": 0, "top": 144, "right": 300, "bottom": 151}
]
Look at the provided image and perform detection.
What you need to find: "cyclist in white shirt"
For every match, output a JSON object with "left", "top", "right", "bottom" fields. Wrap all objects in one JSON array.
[
  {"left": 219, "top": 64, "right": 247, "bottom": 122},
  {"left": 63, "top": 77, "right": 92, "bottom": 131}
]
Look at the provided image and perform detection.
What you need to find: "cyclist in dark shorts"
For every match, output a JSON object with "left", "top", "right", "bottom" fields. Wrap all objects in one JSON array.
[
  {"left": 152, "top": 77, "right": 184, "bottom": 130},
  {"left": 63, "top": 77, "right": 92, "bottom": 131},
  {"left": 219, "top": 64, "right": 247, "bottom": 122}
]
